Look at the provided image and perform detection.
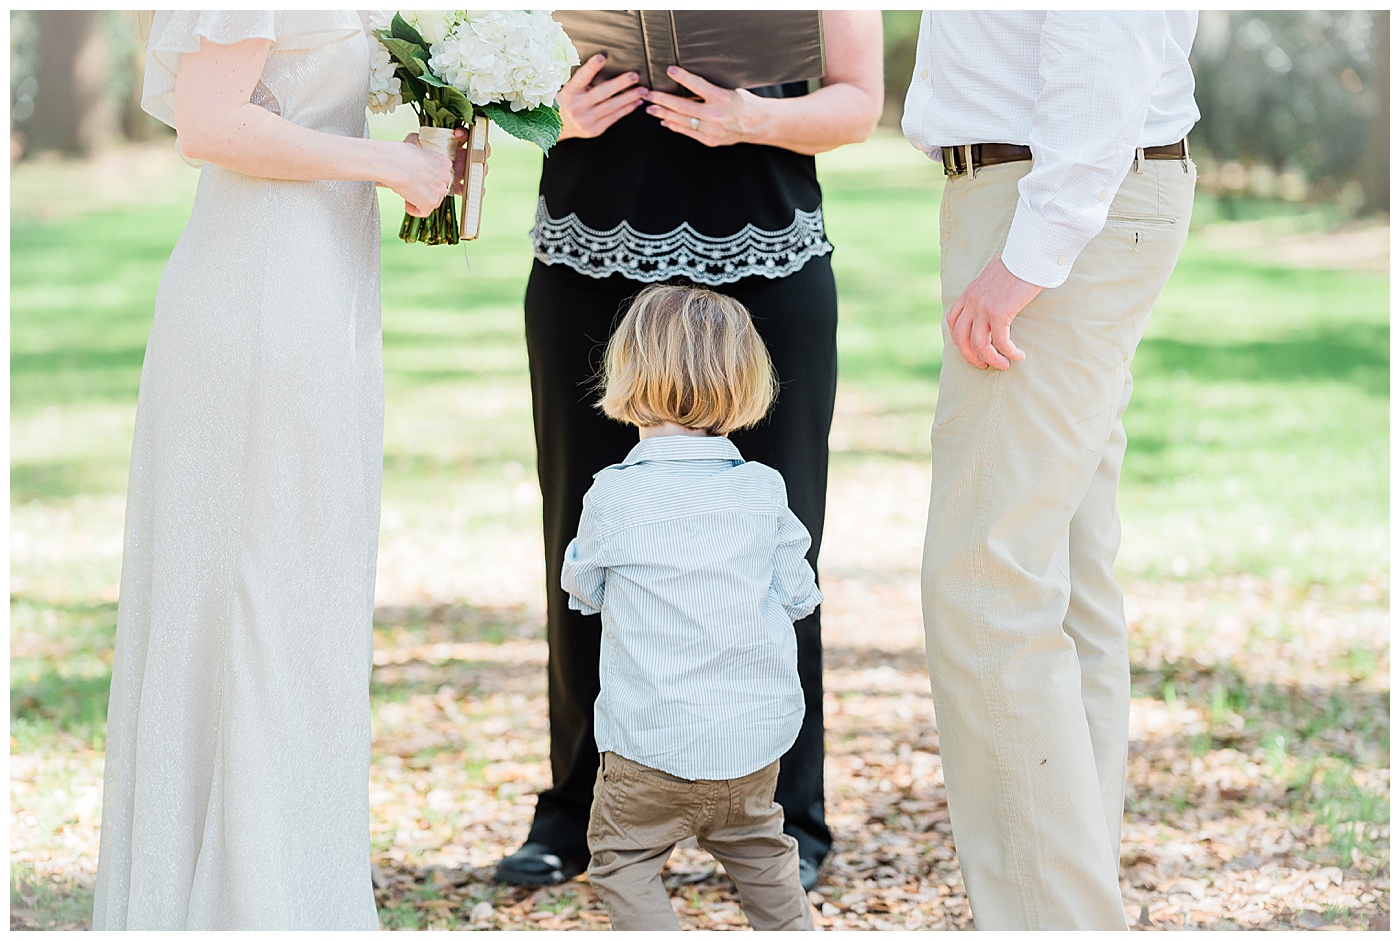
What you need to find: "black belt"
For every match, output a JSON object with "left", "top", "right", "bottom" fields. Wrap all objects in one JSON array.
[{"left": 941, "top": 139, "right": 1189, "bottom": 176}]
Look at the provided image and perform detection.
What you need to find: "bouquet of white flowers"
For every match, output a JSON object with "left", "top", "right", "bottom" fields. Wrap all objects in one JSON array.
[{"left": 367, "top": 10, "right": 578, "bottom": 245}]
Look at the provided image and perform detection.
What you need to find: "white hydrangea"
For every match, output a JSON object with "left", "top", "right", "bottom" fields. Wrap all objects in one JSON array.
[
  {"left": 429, "top": 10, "right": 579, "bottom": 112},
  {"left": 367, "top": 36, "right": 403, "bottom": 115},
  {"left": 364, "top": 9, "right": 395, "bottom": 34},
  {"left": 401, "top": 9, "right": 465, "bottom": 46}
]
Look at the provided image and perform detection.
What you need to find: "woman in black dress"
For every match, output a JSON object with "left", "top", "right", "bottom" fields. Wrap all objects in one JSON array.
[{"left": 500, "top": 11, "right": 884, "bottom": 893}]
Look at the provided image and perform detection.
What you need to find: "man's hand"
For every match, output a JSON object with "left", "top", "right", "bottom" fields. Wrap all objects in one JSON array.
[{"left": 946, "top": 255, "right": 1042, "bottom": 370}]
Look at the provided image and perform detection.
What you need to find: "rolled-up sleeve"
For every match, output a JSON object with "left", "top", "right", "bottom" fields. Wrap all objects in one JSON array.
[
  {"left": 1001, "top": 12, "right": 1169, "bottom": 288},
  {"left": 561, "top": 496, "right": 607, "bottom": 616},
  {"left": 772, "top": 507, "right": 822, "bottom": 623}
]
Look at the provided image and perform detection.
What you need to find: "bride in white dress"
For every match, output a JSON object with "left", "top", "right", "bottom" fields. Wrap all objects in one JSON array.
[{"left": 92, "top": 11, "right": 455, "bottom": 930}]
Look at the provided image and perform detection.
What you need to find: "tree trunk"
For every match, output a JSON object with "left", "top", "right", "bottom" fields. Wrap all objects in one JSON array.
[
  {"left": 119, "top": 11, "right": 164, "bottom": 142},
  {"left": 28, "top": 10, "right": 118, "bottom": 156},
  {"left": 1358, "top": 10, "right": 1389, "bottom": 215}
]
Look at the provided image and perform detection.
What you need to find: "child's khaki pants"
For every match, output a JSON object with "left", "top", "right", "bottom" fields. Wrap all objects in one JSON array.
[{"left": 586, "top": 752, "right": 814, "bottom": 931}]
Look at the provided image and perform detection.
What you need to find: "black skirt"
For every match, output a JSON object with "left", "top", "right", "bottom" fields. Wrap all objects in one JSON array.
[
  {"left": 522, "top": 256, "right": 837, "bottom": 864},
  {"left": 519, "top": 81, "right": 839, "bottom": 863}
]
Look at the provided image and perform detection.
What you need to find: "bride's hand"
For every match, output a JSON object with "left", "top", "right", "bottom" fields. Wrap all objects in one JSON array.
[{"left": 387, "top": 135, "right": 455, "bottom": 217}]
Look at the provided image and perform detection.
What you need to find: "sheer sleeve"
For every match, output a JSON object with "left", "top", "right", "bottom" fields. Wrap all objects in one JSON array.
[{"left": 141, "top": 10, "right": 359, "bottom": 129}]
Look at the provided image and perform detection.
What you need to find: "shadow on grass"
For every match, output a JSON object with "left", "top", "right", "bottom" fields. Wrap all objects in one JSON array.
[
  {"left": 8, "top": 348, "right": 145, "bottom": 411},
  {"left": 9, "top": 864, "right": 93, "bottom": 932},
  {"left": 1128, "top": 660, "right": 1390, "bottom": 871},
  {"left": 374, "top": 601, "right": 542, "bottom": 643},
  {"left": 1131, "top": 662, "right": 1390, "bottom": 754},
  {"left": 10, "top": 458, "right": 129, "bottom": 504},
  {"left": 372, "top": 658, "right": 547, "bottom": 703},
  {"left": 11, "top": 670, "right": 112, "bottom": 750},
  {"left": 1133, "top": 323, "right": 1390, "bottom": 397},
  {"left": 9, "top": 600, "right": 546, "bottom": 743}
]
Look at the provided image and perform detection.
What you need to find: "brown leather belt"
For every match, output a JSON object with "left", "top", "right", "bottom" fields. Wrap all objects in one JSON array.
[{"left": 941, "top": 139, "right": 1189, "bottom": 176}]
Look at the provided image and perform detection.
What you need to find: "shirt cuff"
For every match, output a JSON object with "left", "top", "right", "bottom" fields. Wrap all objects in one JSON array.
[
  {"left": 567, "top": 593, "right": 601, "bottom": 616},
  {"left": 1000, "top": 203, "right": 1094, "bottom": 289},
  {"left": 783, "top": 585, "right": 823, "bottom": 623}
]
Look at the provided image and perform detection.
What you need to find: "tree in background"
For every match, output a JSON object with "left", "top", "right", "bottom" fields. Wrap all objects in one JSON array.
[
  {"left": 1357, "top": 10, "right": 1388, "bottom": 214},
  {"left": 10, "top": 10, "right": 163, "bottom": 160},
  {"left": 877, "top": 10, "right": 1387, "bottom": 216},
  {"left": 27, "top": 11, "right": 115, "bottom": 156},
  {"left": 10, "top": 10, "right": 40, "bottom": 159},
  {"left": 880, "top": 10, "right": 920, "bottom": 129},
  {"left": 8, "top": 8, "right": 1390, "bottom": 217},
  {"left": 1191, "top": 9, "right": 1386, "bottom": 213}
]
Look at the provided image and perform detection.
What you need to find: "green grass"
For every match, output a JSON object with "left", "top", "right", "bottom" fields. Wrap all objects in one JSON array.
[
  {"left": 10, "top": 862, "right": 95, "bottom": 931},
  {"left": 1131, "top": 661, "right": 1390, "bottom": 870},
  {"left": 11, "top": 132, "right": 1388, "bottom": 585}
]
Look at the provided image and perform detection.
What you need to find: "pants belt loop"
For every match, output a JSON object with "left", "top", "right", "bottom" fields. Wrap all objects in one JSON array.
[
  {"left": 1181, "top": 137, "right": 1191, "bottom": 173},
  {"left": 964, "top": 143, "right": 976, "bottom": 179},
  {"left": 1133, "top": 147, "right": 1146, "bottom": 174}
]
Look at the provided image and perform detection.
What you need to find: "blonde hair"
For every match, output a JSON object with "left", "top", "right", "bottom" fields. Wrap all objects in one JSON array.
[{"left": 599, "top": 284, "right": 777, "bottom": 435}]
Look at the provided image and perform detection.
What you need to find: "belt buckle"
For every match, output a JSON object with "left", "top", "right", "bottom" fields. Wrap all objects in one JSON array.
[
  {"left": 941, "top": 147, "right": 964, "bottom": 177},
  {"left": 942, "top": 144, "right": 977, "bottom": 178}
]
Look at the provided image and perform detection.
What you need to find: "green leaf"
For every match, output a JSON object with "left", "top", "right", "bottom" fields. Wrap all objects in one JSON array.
[
  {"left": 435, "top": 86, "right": 476, "bottom": 123},
  {"left": 398, "top": 74, "right": 423, "bottom": 105},
  {"left": 420, "top": 97, "right": 450, "bottom": 126},
  {"left": 481, "top": 103, "right": 563, "bottom": 153},
  {"left": 380, "top": 37, "right": 426, "bottom": 77},
  {"left": 417, "top": 70, "right": 450, "bottom": 89},
  {"left": 390, "top": 13, "right": 427, "bottom": 49}
]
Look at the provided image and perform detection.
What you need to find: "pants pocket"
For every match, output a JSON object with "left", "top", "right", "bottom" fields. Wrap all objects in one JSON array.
[
  {"left": 598, "top": 755, "right": 701, "bottom": 848},
  {"left": 727, "top": 761, "right": 783, "bottom": 826},
  {"left": 1103, "top": 211, "right": 1177, "bottom": 229}
]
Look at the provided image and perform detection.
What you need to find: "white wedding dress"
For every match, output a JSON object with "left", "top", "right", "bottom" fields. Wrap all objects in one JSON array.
[{"left": 93, "top": 11, "right": 382, "bottom": 930}]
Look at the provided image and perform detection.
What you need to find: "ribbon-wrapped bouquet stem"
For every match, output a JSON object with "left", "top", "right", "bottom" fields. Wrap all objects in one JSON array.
[{"left": 367, "top": 10, "right": 578, "bottom": 245}]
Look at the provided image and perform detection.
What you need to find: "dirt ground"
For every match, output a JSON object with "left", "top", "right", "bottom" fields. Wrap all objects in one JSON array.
[{"left": 10, "top": 462, "right": 1389, "bottom": 930}]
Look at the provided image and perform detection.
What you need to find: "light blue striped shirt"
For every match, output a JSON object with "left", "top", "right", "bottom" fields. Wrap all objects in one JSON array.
[{"left": 561, "top": 435, "right": 821, "bottom": 781}]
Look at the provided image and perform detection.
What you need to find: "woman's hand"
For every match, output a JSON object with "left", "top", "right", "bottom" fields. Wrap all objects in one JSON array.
[
  {"left": 643, "top": 66, "right": 769, "bottom": 148},
  {"left": 388, "top": 134, "right": 456, "bottom": 218},
  {"left": 646, "top": 11, "right": 883, "bottom": 156},
  {"left": 558, "top": 53, "right": 648, "bottom": 141}
]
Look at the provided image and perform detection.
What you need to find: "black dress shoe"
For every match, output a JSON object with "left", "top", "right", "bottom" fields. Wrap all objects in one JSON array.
[
  {"left": 495, "top": 842, "right": 588, "bottom": 887},
  {"left": 798, "top": 856, "right": 820, "bottom": 893}
]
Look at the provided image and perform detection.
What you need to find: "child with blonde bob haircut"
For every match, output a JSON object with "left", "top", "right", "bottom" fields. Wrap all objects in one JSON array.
[
  {"left": 562, "top": 284, "right": 819, "bottom": 931},
  {"left": 598, "top": 284, "right": 778, "bottom": 435}
]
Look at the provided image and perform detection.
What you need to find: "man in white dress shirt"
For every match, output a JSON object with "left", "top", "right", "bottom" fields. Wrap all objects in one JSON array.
[{"left": 902, "top": 11, "right": 1199, "bottom": 930}]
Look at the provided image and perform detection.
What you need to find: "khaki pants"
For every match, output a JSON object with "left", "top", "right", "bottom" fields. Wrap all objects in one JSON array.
[
  {"left": 923, "top": 157, "right": 1195, "bottom": 929},
  {"left": 586, "top": 752, "right": 814, "bottom": 931}
]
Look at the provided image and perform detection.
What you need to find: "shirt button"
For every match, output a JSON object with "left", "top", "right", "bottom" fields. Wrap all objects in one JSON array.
[
  {"left": 1097, "top": 190, "right": 1107, "bottom": 200},
  {"left": 920, "top": 69, "right": 929, "bottom": 79},
  {"left": 1058, "top": 256, "right": 1068, "bottom": 265}
]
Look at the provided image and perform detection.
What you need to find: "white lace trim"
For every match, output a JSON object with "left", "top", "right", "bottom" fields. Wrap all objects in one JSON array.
[{"left": 530, "top": 196, "right": 833, "bottom": 285}]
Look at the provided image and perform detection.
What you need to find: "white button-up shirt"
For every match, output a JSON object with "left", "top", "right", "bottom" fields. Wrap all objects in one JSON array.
[
  {"left": 902, "top": 11, "right": 1200, "bottom": 287},
  {"left": 562, "top": 435, "right": 821, "bottom": 781}
]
